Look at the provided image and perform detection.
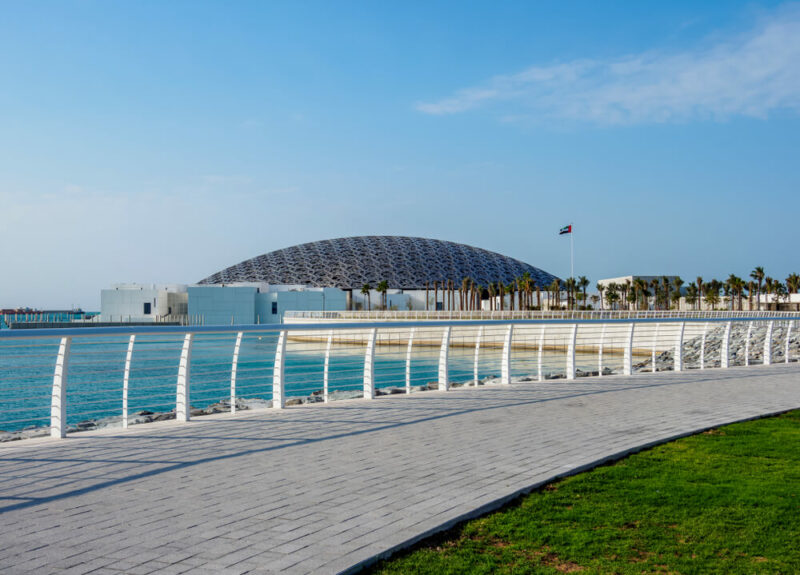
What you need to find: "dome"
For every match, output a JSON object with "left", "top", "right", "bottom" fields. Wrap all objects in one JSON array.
[{"left": 198, "top": 236, "right": 558, "bottom": 290}]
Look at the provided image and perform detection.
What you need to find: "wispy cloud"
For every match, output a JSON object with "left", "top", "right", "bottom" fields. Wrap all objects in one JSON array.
[{"left": 416, "top": 4, "right": 800, "bottom": 124}]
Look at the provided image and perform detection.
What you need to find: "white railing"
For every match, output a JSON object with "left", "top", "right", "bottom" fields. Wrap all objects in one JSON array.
[
  {"left": 284, "top": 310, "right": 800, "bottom": 321},
  {"left": 0, "top": 316, "right": 796, "bottom": 440}
]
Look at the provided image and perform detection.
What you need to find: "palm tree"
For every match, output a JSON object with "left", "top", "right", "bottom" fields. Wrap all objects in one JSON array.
[
  {"left": 376, "top": 280, "right": 389, "bottom": 309},
  {"left": 623, "top": 279, "right": 631, "bottom": 310},
  {"left": 726, "top": 274, "right": 745, "bottom": 311},
  {"left": 786, "top": 273, "right": 800, "bottom": 294},
  {"left": 505, "top": 284, "right": 514, "bottom": 311},
  {"left": 685, "top": 284, "right": 698, "bottom": 309},
  {"left": 633, "top": 277, "right": 649, "bottom": 310},
  {"left": 671, "top": 277, "right": 684, "bottom": 310},
  {"left": 361, "top": 283, "right": 371, "bottom": 311},
  {"left": 650, "top": 278, "right": 660, "bottom": 310},
  {"left": 578, "top": 276, "right": 589, "bottom": 310},
  {"left": 498, "top": 281, "right": 505, "bottom": 311},
  {"left": 721, "top": 280, "right": 731, "bottom": 310},
  {"left": 425, "top": 282, "right": 429, "bottom": 311},
  {"left": 487, "top": 283, "right": 496, "bottom": 311},
  {"left": 704, "top": 279, "right": 722, "bottom": 310},
  {"left": 787, "top": 273, "right": 800, "bottom": 312},
  {"left": 750, "top": 267, "right": 765, "bottom": 310},
  {"left": 764, "top": 277, "right": 775, "bottom": 310},
  {"left": 590, "top": 294, "right": 599, "bottom": 308},
  {"left": 605, "top": 283, "right": 619, "bottom": 309},
  {"left": 549, "top": 279, "right": 561, "bottom": 309},
  {"left": 670, "top": 287, "right": 682, "bottom": 310},
  {"left": 773, "top": 281, "right": 788, "bottom": 307},
  {"left": 695, "top": 277, "right": 703, "bottom": 311},
  {"left": 596, "top": 283, "right": 605, "bottom": 310},
  {"left": 660, "top": 276, "right": 670, "bottom": 311}
]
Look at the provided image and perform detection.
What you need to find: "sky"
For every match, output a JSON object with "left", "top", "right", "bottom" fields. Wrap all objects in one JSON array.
[{"left": 1, "top": 0, "right": 799, "bottom": 309}]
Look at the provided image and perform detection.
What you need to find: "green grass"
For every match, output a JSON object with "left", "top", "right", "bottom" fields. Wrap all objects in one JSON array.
[{"left": 368, "top": 410, "right": 800, "bottom": 574}]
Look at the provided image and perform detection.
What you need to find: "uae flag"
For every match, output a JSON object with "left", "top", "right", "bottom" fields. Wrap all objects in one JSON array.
[{"left": 559, "top": 224, "right": 572, "bottom": 235}]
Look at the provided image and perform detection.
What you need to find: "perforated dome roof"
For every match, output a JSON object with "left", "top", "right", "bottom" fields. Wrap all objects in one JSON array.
[{"left": 199, "top": 236, "right": 558, "bottom": 289}]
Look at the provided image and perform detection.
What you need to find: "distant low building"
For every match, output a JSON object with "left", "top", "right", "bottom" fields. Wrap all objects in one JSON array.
[
  {"left": 187, "top": 283, "right": 346, "bottom": 325},
  {"left": 100, "top": 282, "right": 348, "bottom": 325},
  {"left": 100, "top": 284, "right": 188, "bottom": 323}
]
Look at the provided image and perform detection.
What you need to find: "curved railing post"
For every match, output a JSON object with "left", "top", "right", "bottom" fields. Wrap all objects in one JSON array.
[
  {"left": 721, "top": 321, "right": 732, "bottom": 368},
  {"left": 501, "top": 324, "right": 513, "bottom": 384},
  {"left": 438, "top": 326, "right": 451, "bottom": 391},
  {"left": 273, "top": 330, "right": 287, "bottom": 409},
  {"left": 786, "top": 321, "right": 794, "bottom": 364},
  {"left": 405, "top": 328, "right": 415, "bottom": 394},
  {"left": 700, "top": 322, "right": 708, "bottom": 370},
  {"left": 176, "top": 333, "right": 193, "bottom": 422},
  {"left": 566, "top": 324, "right": 577, "bottom": 380},
  {"left": 50, "top": 336, "right": 71, "bottom": 438},
  {"left": 364, "top": 328, "right": 377, "bottom": 399},
  {"left": 123, "top": 335, "right": 135, "bottom": 427},
  {"left": 623, "top": 323, "right": 635, "bottom": 376},
  {"left": 764, "top": 320, "right": 774, "bottom": 365},
  {"left": 538, "top": 324, "right": 546, "bottom": 381},
  {"left": 674, "top": 323, "right": 685, "bottom": 372},
  {"left": 651, "top": 323, "right": 660, "bottom": 373},
  {"left": 473, "top": 326, "right": 482, "bottom": 386},
  {"left": 230, "top": 332, "right": 243, "bottom": 414},
  {"left": 745, "top": 321, "right": 753, "bottom": 366},
  {"left": 323, "top": 330, "right": 333, "bottom": 403},
  {"left": 598, "top": 324, "right": 605, "bottom": 377}
]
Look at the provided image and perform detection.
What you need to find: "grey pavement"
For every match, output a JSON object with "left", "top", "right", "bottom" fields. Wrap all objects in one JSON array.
[{"left": 0, "top": 364, "right": 798, "bottom": 574}]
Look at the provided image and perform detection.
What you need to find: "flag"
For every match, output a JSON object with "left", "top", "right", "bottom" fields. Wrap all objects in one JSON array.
[{"left": 559, "top": 225, "right": 572, "bottom": 235}]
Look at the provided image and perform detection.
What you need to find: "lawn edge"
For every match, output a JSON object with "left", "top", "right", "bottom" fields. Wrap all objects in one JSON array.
[{"left": 346, "top": 406, "right": 800, "bottom": 574}]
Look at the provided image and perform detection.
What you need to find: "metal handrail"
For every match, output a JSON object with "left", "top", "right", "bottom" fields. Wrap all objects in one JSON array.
[
  {"left": 285, "top": 309, "right": 800, "bottom": 321},
  {"left": 1, "top": 315, "right": 796, "bottom": 440},
  {"left": 0, "top": 314, "right": 795, "bottom": 340}
]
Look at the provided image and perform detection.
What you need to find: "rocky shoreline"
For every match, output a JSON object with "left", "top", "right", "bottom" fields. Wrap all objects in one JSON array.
[{"left": 634, "top": 324, "right": 800, "bottom": 372}]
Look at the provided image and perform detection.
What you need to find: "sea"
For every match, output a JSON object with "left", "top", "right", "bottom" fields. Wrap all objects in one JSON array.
[{"left": 0, "top": 330, "right": 605, "bottom": 434}]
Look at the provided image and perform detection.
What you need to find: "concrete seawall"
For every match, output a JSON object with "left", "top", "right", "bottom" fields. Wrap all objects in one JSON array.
[{"left": 283, "top": 317, "right": 735, "bottom": 357}]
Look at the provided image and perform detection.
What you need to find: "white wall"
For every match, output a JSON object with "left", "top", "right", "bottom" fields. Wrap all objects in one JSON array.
[
  {"left": 101, "top": 285, "right": 187, "bottom": 322},
  {"left": 188, "top": 284, "right": 348, "bottom": 325}
]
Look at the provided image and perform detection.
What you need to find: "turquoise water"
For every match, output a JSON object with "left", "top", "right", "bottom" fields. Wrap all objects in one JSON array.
[{"left": 0, "top": 333, "right": 600, "bottom": 434}]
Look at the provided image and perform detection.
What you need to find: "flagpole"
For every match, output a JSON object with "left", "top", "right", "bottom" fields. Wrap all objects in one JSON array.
[{"left": 570, "top": 222, "right": 574, "bottom": 280}]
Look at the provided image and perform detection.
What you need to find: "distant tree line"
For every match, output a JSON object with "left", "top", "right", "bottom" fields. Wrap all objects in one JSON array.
[{"left": 357, "top": 267, "right": 800, "bottom": 312}]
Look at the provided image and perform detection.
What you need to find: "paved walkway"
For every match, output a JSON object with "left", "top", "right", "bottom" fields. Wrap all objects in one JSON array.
[{"left": 1, "top": 365, "right": 798, "bottom": 575}]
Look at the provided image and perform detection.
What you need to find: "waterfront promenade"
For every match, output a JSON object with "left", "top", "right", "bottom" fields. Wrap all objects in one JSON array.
[{"left": 1, "top": 365, "right": 798, "bottom": 574}]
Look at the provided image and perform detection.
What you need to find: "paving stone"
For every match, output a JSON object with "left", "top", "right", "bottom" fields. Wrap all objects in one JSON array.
[{"left": 0, "top": 365, "right": 797, "bottom": 574}]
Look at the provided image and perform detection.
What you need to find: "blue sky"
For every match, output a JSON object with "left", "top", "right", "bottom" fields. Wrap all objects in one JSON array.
[{"left": 1, "top": 1, "right": 798, "bottom": 309}]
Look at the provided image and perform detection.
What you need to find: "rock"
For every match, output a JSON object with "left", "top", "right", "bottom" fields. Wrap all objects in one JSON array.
[{"left": 151, "top": 413, "right": 175, "bottom": 422}]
